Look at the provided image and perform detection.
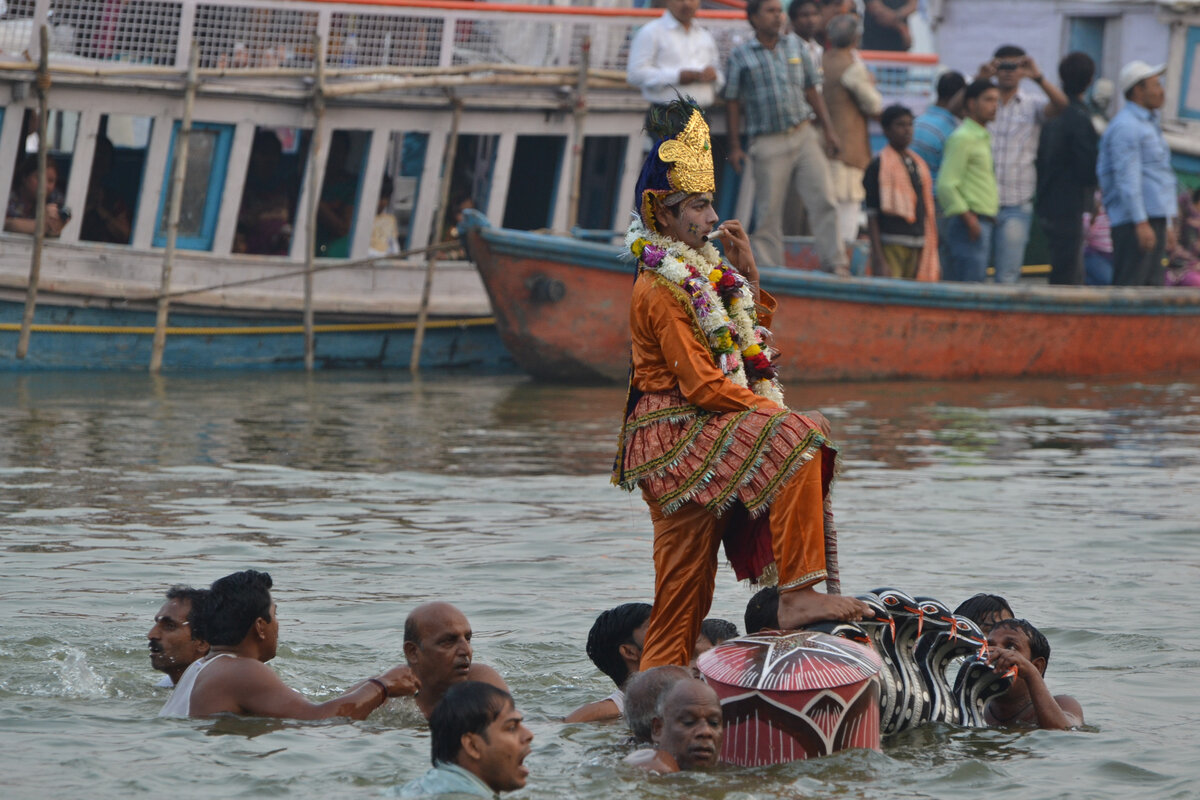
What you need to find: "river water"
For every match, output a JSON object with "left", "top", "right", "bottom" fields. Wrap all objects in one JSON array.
[{"left": 1, "top": 370, "right": 1198, "bottom": 799}]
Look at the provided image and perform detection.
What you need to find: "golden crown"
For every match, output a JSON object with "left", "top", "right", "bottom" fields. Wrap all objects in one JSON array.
[{"left": 656, "top": 109, "right": 715, "bottom": 195}]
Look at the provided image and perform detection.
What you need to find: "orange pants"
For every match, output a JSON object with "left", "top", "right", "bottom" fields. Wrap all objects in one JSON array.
[{"left": 639, "top": 456, "right": 829, "bottom": 669}]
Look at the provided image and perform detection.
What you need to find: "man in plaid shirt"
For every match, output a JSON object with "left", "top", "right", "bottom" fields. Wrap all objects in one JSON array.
[
  {"left": 978, "top": 45, "right": 1067, "bottom": 283},
  {"left": 725, "top": 0, "right": 845, "bottom": 273}
]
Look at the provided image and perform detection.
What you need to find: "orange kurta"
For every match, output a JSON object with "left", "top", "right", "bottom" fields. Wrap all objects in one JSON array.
[{"left": 615, "top": 270, "right": 838, "bottom": 669}]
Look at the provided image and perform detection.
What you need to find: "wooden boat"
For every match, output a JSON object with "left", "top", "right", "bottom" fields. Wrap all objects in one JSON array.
[
  {"left": 462, "top": 210, "right": 1200, "bottom": 382},
  {"left": 0, "top": 0, "right": 940, "bottom": 371}
]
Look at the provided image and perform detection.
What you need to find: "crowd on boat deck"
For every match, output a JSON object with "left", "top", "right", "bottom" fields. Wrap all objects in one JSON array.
[
  {"left": 623, "top": 0, "right": 1197, "bottom": 287},
  {"left": 148, "top": 570, "right": 1082, "bottom": 796}
]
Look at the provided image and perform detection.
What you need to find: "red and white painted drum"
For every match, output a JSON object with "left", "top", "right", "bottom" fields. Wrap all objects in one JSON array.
[{"left": 697, "top": 630, "right": 882, "bottom": 765}]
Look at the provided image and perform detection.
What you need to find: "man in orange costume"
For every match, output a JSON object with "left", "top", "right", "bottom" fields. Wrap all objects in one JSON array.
[{"left": 613, "top": 99, "right": 870, "bottom": 670}]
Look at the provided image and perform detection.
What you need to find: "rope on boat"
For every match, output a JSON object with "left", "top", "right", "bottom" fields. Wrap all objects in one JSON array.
[{"left": 0, "top": 317, "right": 497, "bottom": 337}]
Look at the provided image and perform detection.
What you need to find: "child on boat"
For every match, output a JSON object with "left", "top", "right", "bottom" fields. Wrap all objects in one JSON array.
[{"left": 984, "top": 618, "right": 1083, "bottom": 730}]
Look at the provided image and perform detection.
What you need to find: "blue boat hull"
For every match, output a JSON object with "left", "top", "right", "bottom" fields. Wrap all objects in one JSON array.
[{"left": 0, "top": 300, "right": 513, "bottom": 372}]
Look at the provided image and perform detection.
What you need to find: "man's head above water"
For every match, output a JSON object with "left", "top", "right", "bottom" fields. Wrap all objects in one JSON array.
[
  {"left": 404, "top": 601, "right": 511, "bottom": 719},
  {"left": 148, "top": 586, "right": 210, "bottom": 684}
]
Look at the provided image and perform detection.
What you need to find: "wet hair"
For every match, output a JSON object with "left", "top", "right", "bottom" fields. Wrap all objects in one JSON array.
[
  {"left": 788, "top": 0, "right": 818, "bottom": 20},
  {"left": 655, "top": 677, "right": 714, "bottom": 720},
  {"left": 964, "top": 78, "right": 998, "bottom": 103},
  {"left": 625, "top": 665, "right": 691, "bottom": 742},
  {"left": 954, "top": 593, "right": 1013, "bottom": 625},
  {"left": 165, "top": 585, "right": 210, "bottom": 641},
  {"left": 744, "top": 586, "right": 779, "bottom": 634},
  {"left": 194, "top": 570, "right": 273, "bottom": 646},
  {"left": 429, "top": 681, "right": 512, "bottom": 767},
  {"left": 585, "top": 603, "right": 652, "bottom": 688},
  {"left": 991, "top": 618, "right": 1050, "bottom": 665},
  {"left": 700, "top": 618, "right": 739, "bottom": 646},
  {"left": 936, "top": 70, "right": 967, "bottom": 103},
  {"left": 881, "top": 104, "right": 914, "bottom": 131},
  {"left": 1059, "top": 51, "right": 1095, "bottom": 97},
  {"left": 993, "top": 44, "right": 1026, "bottom": 59},
  {"left": 826, "top": 14, "right": 859, "bottom": 48}
]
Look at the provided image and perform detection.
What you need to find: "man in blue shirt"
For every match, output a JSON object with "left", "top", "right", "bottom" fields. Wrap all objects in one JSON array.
[
  {"left": 395, "top": 682, "right": 533, "bottom": 799},
  {"left": 1097, "top": 60, "right": 1178, "bottom": 285},
  {"left": 912, "top": 71, "right": 966, "bottom": 184},
  {"left": 912, "top": 71, "right": 965, "bottom": 272}
]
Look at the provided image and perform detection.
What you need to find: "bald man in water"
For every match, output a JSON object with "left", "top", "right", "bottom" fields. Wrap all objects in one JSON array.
[
  {"left": 404, "top": 602, "right": 510, "bottom": 719},
  {"left": 626, "top": 678, "right": 724, "bottom": 772}
]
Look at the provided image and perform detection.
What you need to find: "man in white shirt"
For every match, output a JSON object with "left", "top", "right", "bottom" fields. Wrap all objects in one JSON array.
[{"left": 627, "top": 0, "right": 724, "bottom": 111}]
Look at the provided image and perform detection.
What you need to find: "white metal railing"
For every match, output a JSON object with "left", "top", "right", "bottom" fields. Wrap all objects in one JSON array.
[{"left": 1, "top": 0, "right": 937, "bottom": 101}]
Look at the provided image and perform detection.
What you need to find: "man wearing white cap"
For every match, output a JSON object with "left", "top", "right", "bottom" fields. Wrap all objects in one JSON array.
[{"left": 1096, "top": 60, "right": 1178, "bottom": 285}]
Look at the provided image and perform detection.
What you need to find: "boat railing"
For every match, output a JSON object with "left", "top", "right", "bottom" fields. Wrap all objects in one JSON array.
[{"left": 0, "top": 0, "right": 936, "bottom": 92}]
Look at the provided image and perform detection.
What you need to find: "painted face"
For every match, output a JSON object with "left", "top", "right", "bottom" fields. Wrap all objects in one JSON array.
[
  {"left": 148, "top": 598, "right": 206, "bottom": 677},
  {"left": 653, "top": 680, "right": 724, "bottom": 769},
  {"left": 790, "top": 2, "right": 820, "bottom": 38},
  {"left": 656, "top": 192, "right": 718, "bottom": 251},
  {"left": 885, "top": 114, "right": 914, "bottom": 151},
  {"left": 750, "top": 0, "right": 784, "bottom": 38},
  {"left": 666, "top": 0, "right": 700, "bottom": 27},
  {"left": 411, "top": 605, "right": 474, "bottom": 690},
  {"left": 473, "top": 700, "right": 534, "bottom": 792}
]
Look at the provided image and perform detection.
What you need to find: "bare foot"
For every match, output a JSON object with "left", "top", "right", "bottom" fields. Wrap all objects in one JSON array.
[{"left": 777, "top": 586, "right": 874, "bottom": 630}]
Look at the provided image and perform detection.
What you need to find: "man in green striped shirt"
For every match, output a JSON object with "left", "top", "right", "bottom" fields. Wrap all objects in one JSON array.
[{"left": 936, "top": 79, "right": 1000, "bottom": 282}]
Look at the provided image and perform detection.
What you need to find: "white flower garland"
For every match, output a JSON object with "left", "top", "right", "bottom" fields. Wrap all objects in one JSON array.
[{"left": 626, "top": 217, "right": 785, "bottom": 408}]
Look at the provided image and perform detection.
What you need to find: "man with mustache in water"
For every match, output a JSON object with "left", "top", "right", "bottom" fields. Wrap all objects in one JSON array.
[
  {"left": 626, "top": 678, "right": 724, "bottom": 772},
  {"left": 148, "top": 586, "right": 210, "bottom": 687},
  {"left": 160, "top": 569, "right": 418, "bottom": 718},
  {"left": 404, "top": 601, "right": 510, "bottom": 720},
  {"left": 613, "top": 98, "right": 871, "bottom": 673}
]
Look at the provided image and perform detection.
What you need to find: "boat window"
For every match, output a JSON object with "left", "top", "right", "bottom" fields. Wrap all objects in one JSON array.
[
  {"left": 1181, "top": 24, "right": 1200, "bottom": 121},
  {"left": 80, "top": 114, "right": 153, "bottom": 245},
  {"left": 5, "top": 108, "right": 80, "bottom": 237},
  {"left": 234, "top": 127, "right": 310, "bottom": 256},
  {"left": 153, "top": 122, "right": 234, "bottom": 251},
  {"left": 577, "top": 136, "right": 626, "bottom": 232},
  {"left": 193, "top": 5, "right": 317, "bottom": 69},
  {"left": 328, "top": 11, "right": 442, "bottom": 69},
  {"left": 442, "top": 134, "right": 497, "bottom": 242},
  {"left": 502, "top": 135, "right": 565, "bottom": 231},
  {"left": 315, "top": 129, "right": 370, "bottom": 258},
  {"left": 376, "top": 131, "right": 428, "bottom": 255}
]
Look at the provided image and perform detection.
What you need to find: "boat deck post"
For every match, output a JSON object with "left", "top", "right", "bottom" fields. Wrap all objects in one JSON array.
[
  {"left": 410, "top": 95, "right": 463, "bottom": 374},
  {"left": 149, "top": 46, "right": 199, "bottom": 373},
  {"left": 304, "top": 33, "right": 328, "bottom": 372},
  {"left": 15, "top": 26, "right": 51, "bottom": 361}
]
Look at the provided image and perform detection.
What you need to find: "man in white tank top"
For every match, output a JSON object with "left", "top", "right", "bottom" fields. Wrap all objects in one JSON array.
[{"left": 160, "top": 569, "right": 417, "bottom": 719}]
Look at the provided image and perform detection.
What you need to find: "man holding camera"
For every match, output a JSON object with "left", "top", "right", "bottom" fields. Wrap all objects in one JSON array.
[{"left": 977, "top": 46, "right": 1068, "bottom": 283}]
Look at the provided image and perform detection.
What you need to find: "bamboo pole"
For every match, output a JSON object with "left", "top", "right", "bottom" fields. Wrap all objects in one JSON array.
[
  {"left": 148, "top": 46, "right": 200, "bottom": 372},
  {"left": 565, "top": 36, "right": 590, "bottom": 232},
  {"left": 0, "top": 59, "right": 627, "bottom": 81},
  {"left": 410, "top": 96, "right": 462, "bottom": 375},
  {"left": 15, "top": 26, "right": 51, "bottom": 361},
  {"left": 303, "top": 34, "right": 328, "bottom": 371}
]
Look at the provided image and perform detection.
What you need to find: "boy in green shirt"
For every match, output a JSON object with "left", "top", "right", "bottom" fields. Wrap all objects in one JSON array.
[{"left": 937, "top": 79, "right": 1000, "bottom": 281}]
